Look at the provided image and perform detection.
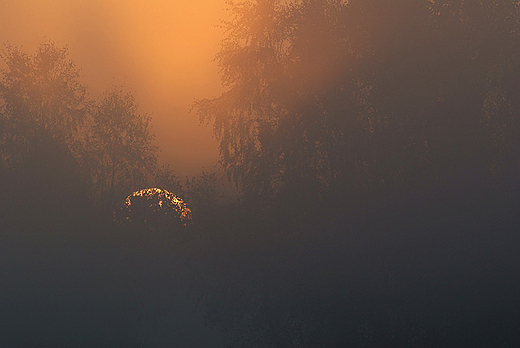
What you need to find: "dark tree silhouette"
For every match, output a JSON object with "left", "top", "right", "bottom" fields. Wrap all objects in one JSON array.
[
  {"left": 0, "top": 41, "right": 89, "bottom": 169},
  {"left": 195, "top": 0, "right": 520, "bottom": 200},
  {"left": 0, "top": 42, "right": 92, "bottom": 222},
  {"left": 85, "top": 85, "right": 158, "bottom": 210},
  {"left": 192, "top": 1, "right": 520, "bottom": 347}
]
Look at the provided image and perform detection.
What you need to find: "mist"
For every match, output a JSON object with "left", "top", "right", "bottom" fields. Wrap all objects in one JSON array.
[
  {"left": 1, "top": 0, "right": 520, "bottom": 347},
  {"left": 0, "top": 0, "right": 226, "bottom": 177}
]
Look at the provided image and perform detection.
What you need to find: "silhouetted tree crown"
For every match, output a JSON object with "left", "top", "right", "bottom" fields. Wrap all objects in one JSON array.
[
  {"left": 0, "top": 43, "right": 159, "bottom": 213},
  {"left": 85, "top": 85, "right": 158, "bottom": 210},
  {"left": 195, "top": 0, "right": 520, "bottom": 200},
  {"left": 0, "top": 41, "right": 89, "bottom": 168}
]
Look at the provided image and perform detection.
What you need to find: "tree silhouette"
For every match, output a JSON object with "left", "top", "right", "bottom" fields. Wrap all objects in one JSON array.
[
  {"left": 195, "top": 0, "right": 520, "bottom": 201},
  {"left": 193, "top": 1, "right": 520, "bottom": 346},
  {"left": 0, "top": 42, "right": 161, "bottom": 216},
  {"left": 85, "top": 85, "right": 158, "bottom": 210},
  {"left": 0, "top": 42, "right": 91, "bottom": 221},
  {"left": 0, "top": 41, "right": 89, "bottom": 169}
]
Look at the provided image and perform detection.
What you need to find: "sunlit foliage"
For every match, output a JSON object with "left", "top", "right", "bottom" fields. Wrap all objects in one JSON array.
[{"left": 115, "top": 187, "right": 192, "bottom": 228}]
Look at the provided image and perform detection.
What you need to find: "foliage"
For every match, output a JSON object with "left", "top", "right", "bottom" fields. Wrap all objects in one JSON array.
[
  {"left": 195, "top": 0, "right": 520, "bottom": 199},
  {"left": 2, "top": 3, "right": 520, "bottom": 346},
  {"left": 0, "top": 41, "right": 92, "bottom": 215},
  {"left": 0, "top": 41, "right": 89, "bottom": 168},
  {"left": 114, "top": 187, "right": 192, "bottom": 229},
  {"left": 85, "top": 85, "right": 158, "bottom": 210},
  {"left": 154, "top": 164, "right": 184, "bottom": 196},
  {"left": 183, "top": 169, "right": 236, "bottom": 212},
  {"left": 191, "top": 1, "right": 520, "bottom": 346}
]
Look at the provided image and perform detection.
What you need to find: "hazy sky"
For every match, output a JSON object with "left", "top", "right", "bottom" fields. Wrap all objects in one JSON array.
[{"left": 0, "top": 0, "right": 228, "bottom": 177}]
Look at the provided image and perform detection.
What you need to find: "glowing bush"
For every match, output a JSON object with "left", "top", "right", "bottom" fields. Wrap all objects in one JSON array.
[{"left": 115, "top": 188, "right": 192, "bottom": 228}]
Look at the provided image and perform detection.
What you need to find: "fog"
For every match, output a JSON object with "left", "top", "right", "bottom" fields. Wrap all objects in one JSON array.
[
  {"left": 2, "top": 1, "right": 520, "bottom": 346},
  {"left": 0, "top": 0, "right": 226, "bottom": 176}
]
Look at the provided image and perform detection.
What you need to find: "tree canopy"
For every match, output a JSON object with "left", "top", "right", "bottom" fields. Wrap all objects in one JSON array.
[
  {"left": 0, "top": 41, "right": 89, "bottom": 168},
  {"left": 1, "top": 3, "right": 520, "bottom": 347},
  {"left": 85, "top": 85, "right": 158, "bottom": 209},
  {"left": 0, "top": 43, "right": 159, "bottom": 213},
  {"left": 195, "top": 0, "right": 520, "bottom": 200}
]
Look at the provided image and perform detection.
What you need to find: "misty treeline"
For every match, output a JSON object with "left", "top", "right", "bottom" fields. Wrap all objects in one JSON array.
[
  {"left": 194, "top": 0, "right": 520, "bottom": 346},
  {"left": 197, "top": 0, "right": 520, "bottom": 198},
  {"left": 1, "top": 0, "right": 520, "bottom": 347},
  {"left": 0, "top": 41, "right": 171, "bottom": 214},
  {"left": 0, "top": 41, "right": 225, "bottom": 346}
]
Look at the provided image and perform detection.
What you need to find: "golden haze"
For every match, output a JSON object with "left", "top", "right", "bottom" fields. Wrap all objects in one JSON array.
[{"left": 0, "top": 0, "right": 227, "bottom": 176}]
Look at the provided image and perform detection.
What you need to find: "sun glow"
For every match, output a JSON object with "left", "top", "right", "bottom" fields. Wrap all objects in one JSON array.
[{"left": 0, "top": 0, "right": 225, "bottom": 177}]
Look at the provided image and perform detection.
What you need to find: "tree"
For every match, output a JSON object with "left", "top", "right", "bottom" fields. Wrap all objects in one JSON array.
[
  {"left": 85, "top": 85, "right": 158, "bottom": 210},
  {"left": 114, "top": 187, "right": 192, "bottom": 229},
  {"left": 0, "top": 42, "right": 92, "bottom": 222},
  {"left": 0, "top": 41, "right": 89, "bottom": 169},
  {"left": 194, "top": 0, "right": 388, "bottom": 198},
  {"left": 154, "top": 164, "right": 184, "bottom": 197},
  {"left": 196, "top": 0, "right": 520, "bottom": 200},
  {"left": 193, "top": 1, "right": 520, "bottom": 346},
  {"left": 195, "top": 0, "right": 289, "bottom": 196}
]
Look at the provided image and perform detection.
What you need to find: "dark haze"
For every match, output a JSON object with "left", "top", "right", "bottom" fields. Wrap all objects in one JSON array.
[{"left": 1, "top": 0, "right": 520, "bottom": 347}]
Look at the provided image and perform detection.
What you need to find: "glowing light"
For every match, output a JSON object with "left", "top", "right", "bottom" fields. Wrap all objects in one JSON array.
[{"left": 116, "top": 187, "right": 192, "bottom": 227}]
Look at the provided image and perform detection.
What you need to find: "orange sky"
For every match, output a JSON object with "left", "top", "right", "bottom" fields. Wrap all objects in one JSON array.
[{"left": 0, "top": 0, "right": 227, "bottom": 177}]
